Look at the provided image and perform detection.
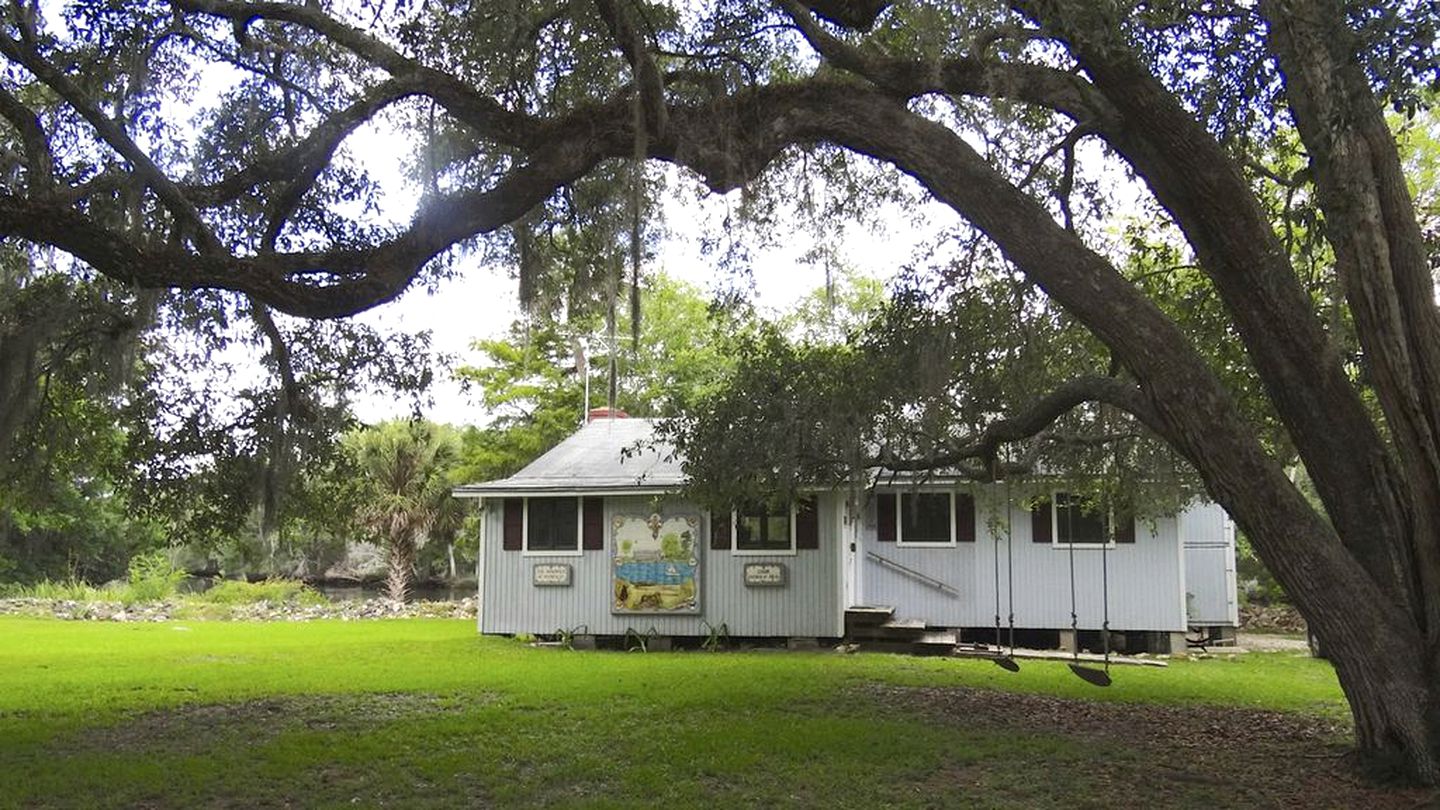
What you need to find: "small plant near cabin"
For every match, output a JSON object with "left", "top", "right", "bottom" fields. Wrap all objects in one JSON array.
[
  {"left": 554, "top": 625, "right": 588, "bottom": 651},
  {"left": 624, "top": 627, "right": 657, "bottom": 653},
  {"left": 700, "top": 621, "right": 730, "bottom": 652}
]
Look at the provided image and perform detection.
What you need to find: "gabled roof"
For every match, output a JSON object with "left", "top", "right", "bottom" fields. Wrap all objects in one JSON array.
[{"left": 453, "top": 418, "right": 683, "bottom": 497}]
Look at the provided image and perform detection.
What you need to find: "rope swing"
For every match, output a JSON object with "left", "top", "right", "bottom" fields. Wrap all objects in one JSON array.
[
  {"left": 1065, "top": 492, "right": 1113, "bottom": 688},
  {"left": 990, "top": 479, "right": 1020, "bottom": 672}
]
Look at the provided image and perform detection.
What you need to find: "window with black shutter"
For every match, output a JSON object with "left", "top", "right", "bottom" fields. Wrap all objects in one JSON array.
[
  {"left": 734, "top": 500, "right": 793, "bottom": 553},
  {"left": 1052, "top": 492, "right": 1111, "bottom": 546},
  {"left": 897, "top": 492, "right": 953, "bottom": 545},
  {"left": 526, "top": 497, "right": 579, "bottom": 552}
]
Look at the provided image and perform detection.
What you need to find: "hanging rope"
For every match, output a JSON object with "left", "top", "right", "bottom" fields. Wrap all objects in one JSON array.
[
  {"left": 1065, "top": 491, "right": 1113, "bottom": 687},
  {"left": 1005, "top": 479, "right": 1016, "bottom": 657},
  {"left": 988, "top": 478, "right": 1019, "bottom": 672},
  {"left": 1101, "top": 504, "right": 1112, "bottom": 675}
]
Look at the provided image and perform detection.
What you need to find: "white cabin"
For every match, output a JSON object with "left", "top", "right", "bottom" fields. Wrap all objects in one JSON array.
[{"left": 455, "top": 417, "right": 1238, "bottom": 652}]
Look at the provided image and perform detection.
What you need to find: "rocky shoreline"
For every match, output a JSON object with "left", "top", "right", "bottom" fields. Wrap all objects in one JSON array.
[{"left": 0, "top": 596, "right": 478, "bottom": 622}]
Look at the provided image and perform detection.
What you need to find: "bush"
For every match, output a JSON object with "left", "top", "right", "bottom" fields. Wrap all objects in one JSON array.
[
  {"left": 121, "top": 551, "right": 186, "bottom": 605},
  {"left": 198, "top": 579, "right": 327, "bottom": 606}
]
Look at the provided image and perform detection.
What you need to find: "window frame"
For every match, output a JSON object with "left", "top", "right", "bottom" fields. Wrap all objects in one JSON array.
[
  {"left": 521, "top": 496, "right": 583, "bottom": 557},
  {"left": 731, "top": 501, "right": 798, "bottom": 556},
  {"left": 895, "top": 491, "right": 957, "bottom": 548},
  {"left": 1050, "top": 491, "right": 1115, "bottom": 549}
]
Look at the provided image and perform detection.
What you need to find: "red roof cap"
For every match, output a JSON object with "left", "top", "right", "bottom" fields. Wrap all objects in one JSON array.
[{"left": 587, "top": 407, "right": 629, "bottom": 420}]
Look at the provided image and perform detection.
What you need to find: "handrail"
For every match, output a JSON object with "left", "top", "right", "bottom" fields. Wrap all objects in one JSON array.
[{"left": 865, "top": 550, "right": 960, "bottom": 597}]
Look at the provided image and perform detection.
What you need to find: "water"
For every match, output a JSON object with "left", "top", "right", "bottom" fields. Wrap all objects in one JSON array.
[
  {"left": 179, "top": 577, "right": 471, "bottom": 603},
  {"left": 614, "top": 560, "right": 695, "bottom": 586},
  {"left": 314, "top": 583, "right": 472, "bottom": 602}
]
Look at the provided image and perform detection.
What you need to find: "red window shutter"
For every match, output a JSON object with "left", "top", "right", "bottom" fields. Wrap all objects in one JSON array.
[
  {"left": 1031, "top": 497, "right": 1052, "bottom": 543},
  {"left": 710, "top": 511, "right": 731, "bottom": 550},
  {"left": 581, "top": 497, "right": 605, "bottom": 550},
  {"left": 876, "top": 493, "right": 896, "bottom": 543},
  {"left": 955, "top": 493, "right": 976, "bottom": 543},
  {"left": 795, "top": 497, "right": 819, "bottom": 550},
  {"left": 502, "top": 498, "right": 523, "bottom": 551}
]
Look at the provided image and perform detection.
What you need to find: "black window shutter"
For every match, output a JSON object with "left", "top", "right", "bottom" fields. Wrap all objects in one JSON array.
[
  {"left": 955, "top": 493, "right": 976, "bottom": 543},
  {"left": 502, "top": 498, "right": 524, "bottom": 551},
  {"left": 581, "top": 497, "right": 605, "bottom": 550},
  {"left": 876, "top": 493, "right": 896, "bottom": 543},
  {"left": 795, "top": 497, "right": 819, "bottom": 550},
  {"left": 1031, "top": 497, "right": 1052, "bottom": 543},
  {"left": 710, "top": 511, "right": 731, "bottom": 550}
]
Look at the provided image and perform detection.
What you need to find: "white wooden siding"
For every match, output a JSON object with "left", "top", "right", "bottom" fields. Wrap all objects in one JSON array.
[
  {"left": 858, "top": 486, "right": 1188, "bottom": 633},
  {"left": 479, "top": 494, "right": 843, "bottom": 637},
  {"left": 1179, "top": 502, "right": 1240, "bottom": 626}
]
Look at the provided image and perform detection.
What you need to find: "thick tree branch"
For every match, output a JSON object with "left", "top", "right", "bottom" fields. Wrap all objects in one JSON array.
[
  {"left": 868, "top": 376, "right": 1154, "bottom": 475},
  {"left": 170, "top": 0, "right": 539, "bottom": 148},
  {"left": 593, "top": 0, "right": 668, "bottom": 136},
  {"left": 778, "top": 0, "right": 1118, "bottom": 129},
  {"left": 0, "top": 29, "right": 220, "bottom": 253},
  {"left": 1016, "top": 0, "right": 1414, "bottom": 617},
  {"left": 0, "top": 86, "right": 52, "bottom": 189}
]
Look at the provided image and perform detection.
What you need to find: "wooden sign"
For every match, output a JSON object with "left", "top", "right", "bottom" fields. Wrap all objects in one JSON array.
[
  {"left": 532, "top": 563, "right": 573, "bottom": 587},
  {"left": 743, "top": 563, "right": 787, "bottom": 588}
]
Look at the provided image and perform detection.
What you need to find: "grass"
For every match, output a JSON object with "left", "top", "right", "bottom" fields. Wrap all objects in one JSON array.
[{"left": 0, "top": 618, "right": 1363, "bottom": 809}]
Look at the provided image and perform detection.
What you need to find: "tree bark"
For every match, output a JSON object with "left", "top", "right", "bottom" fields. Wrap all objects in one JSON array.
[{"left": 385, "top": 532, "right": 415, "bottom": 603}]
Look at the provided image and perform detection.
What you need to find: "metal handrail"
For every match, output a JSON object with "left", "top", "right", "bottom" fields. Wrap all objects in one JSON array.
[{"left": 865, "top": 550, "right": 960, "bottom": 597}]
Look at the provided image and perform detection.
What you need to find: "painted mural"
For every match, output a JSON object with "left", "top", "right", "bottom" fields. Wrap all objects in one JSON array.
[{"left": 612, "top": 512, "right": 700, "bottom": 613}]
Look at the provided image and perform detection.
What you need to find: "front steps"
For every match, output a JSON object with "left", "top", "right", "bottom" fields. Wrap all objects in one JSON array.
[{"left": 845, "top": 606, "right": 958, "bottom": 656}]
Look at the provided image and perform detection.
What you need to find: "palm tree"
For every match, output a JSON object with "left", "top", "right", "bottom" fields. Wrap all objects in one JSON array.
[{"left": 344, "top": 421, "right": 459, "bottom": 602}]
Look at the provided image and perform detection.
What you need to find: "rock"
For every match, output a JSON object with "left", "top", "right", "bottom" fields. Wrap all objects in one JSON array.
[{"left": 0, "top": 594, "right": 479, "bottom": 623}]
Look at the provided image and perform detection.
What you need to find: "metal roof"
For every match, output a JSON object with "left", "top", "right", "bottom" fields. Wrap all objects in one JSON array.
[{"left": 453, "top": 418, "right": 683, "bottom": 497}]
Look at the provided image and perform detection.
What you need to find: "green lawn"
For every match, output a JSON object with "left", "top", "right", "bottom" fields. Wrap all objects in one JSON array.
[{"left": 0, "top": 618, "right": 1375, "bottom": 808}]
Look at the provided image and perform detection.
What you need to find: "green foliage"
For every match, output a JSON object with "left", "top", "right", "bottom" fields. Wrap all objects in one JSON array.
[
  {"left": 344, "top": 420, "right": 464, "bottom": 600},
  {"left": 197, "top": 579, "right": 327, "bottom": 607},
  {"left": 666, "top": 274, "right": 1198, "bottom": 517},
  {"left": 0, "top": 579, "right": 117, "bottom": 601},
  {"left": 453, "top": 273, "right": 738, "bottom": 485},
  {"left": 122, "top": 552, "right": 187, "bottom": 605}
]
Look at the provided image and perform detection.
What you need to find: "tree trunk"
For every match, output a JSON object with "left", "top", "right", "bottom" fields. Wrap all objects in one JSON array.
[
  {"left": 803, "top": 80, "right": 1440, "bottom": 783},
  {"left": 385, "top": 532, "right": 415, "bottom": 603}
]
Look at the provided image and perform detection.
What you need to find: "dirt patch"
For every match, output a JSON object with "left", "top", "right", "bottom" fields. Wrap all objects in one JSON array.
[
  {"left": 59, "top": 692, "right": 497, "bottom": 757},
  {"left": 859, "top": 684, "right": 1437, "bottom": 809}
]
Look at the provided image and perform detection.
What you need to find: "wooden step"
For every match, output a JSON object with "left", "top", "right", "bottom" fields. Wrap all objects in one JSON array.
[
  {"left": 849, "top": 618, "right": 930, "bottom": 642},
  {"left": 879, "top": 618, "right": 927, "bottom": 631},
  {"left": 844, "top": 605, "right": 895, "bottom": 626}
]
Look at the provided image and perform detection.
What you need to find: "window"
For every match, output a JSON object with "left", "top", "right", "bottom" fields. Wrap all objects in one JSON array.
[
  {"left": 1053, "top": 492, "right": 1109, "bottom": 546},
  {"left": 898, "top": 492, "right": 954, "bottom": 545},
  {"left": 525, "top": 497, "right": 580, "bottom": 553},
  {"left": 734, "top": 501, "right": 794, "bottom": 555}
]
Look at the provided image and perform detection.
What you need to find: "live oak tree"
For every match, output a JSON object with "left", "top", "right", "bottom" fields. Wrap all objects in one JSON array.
[{"left": 1, "top": 0, "right": 1438, "bottom": 781}]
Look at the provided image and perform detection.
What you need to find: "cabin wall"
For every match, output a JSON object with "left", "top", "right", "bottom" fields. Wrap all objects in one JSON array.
[
  {"left": 478, "top": 494, "right": 843, "bottom": 638},
  {"left": 1179, "top": 502, "right": 1240, "bottom": 627},
  {"left": 857, "top": 487, "right": 1188, "bottom": 633}
]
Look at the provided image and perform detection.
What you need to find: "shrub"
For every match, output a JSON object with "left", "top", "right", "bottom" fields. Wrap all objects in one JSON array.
[
  {"left": 121, "top": 551, "right": 186, "bottom": 605},
  {"left": 198, "top": 579, "right": 328, "bottom": 606}
]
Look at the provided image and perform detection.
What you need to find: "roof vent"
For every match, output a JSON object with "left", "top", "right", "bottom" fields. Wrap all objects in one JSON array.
[{"left": 587, "top": 407, "right": 629, "bottom": 421}]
